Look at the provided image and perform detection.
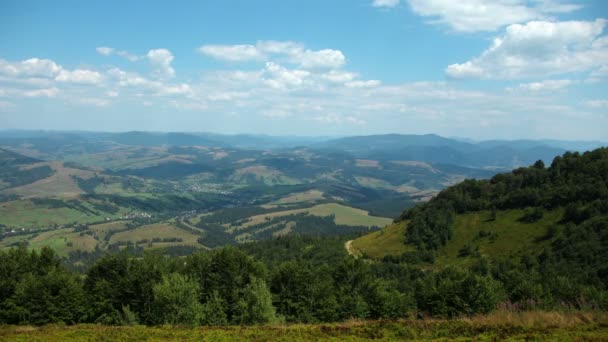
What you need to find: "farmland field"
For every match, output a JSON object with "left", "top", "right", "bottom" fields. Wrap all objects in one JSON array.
[{"left": 229, "top": 203, "right": 392, "bottom": 231}]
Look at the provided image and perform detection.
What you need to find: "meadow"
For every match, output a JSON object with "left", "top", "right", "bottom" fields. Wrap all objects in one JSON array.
[
  {"left": 349, "top": 208, "right": 562, "bottom": 265},
  {"left": 1, "top": 311, "right": 606, "bottom": 341}
]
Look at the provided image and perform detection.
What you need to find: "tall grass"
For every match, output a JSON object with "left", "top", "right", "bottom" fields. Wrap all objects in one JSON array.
[{"left": 1, "top": 310, "right": 607, "bottom": 341}]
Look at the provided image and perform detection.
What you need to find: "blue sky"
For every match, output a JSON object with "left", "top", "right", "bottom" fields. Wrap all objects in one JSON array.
[{"left": 0, "top": 0, "right": 607, "bottom": 140}]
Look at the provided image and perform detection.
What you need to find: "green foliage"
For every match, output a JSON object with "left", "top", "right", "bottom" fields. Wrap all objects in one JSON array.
[
  {"left": 184, "top": 247, "right": 266, "bottom": 323},
  {"left": 416, "top": 267, "right": 504, "bottom": 317},
  {"left": 403, "top": 199, "right": 455, "bottom": 250},
  {"left": 151, "top": 273, "right": 204, "bottom": 326},
  {"left": 234, "top": 277, "right": 280, "bottom": 325}
]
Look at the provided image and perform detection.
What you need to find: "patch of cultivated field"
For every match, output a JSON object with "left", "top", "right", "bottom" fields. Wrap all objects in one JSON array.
[
  {"left": 390, "top": 160, "right": 438, "bottom": 173},
  {"left": 354, "top": 176, "right": 393, "bottom": 190},
  {"left": 0, "top": 200, "right": 108, "bottom": 228},
  {"left": 89, "top": 221, "right": 130, "bottom": 240},
  {"left": 109, "top": 223, "right": 200, "bottom": 246},
  {"left": 355, "top": 159, "right": 381, "bottom": 168},
  {"left": 8, "top": 161, "right": 95, "bottom": 198},
  {"left": 271, "top": 190, "right": 325, "bottom": 205},
  {"left": 229, "top": 165, "right": 299, "bottom": 185},
  {"left": 232, "top": 203, "right": 392, "bottom": 231},
  {"left": 350, "top": 221, "right": 412, "bottom": 258}
]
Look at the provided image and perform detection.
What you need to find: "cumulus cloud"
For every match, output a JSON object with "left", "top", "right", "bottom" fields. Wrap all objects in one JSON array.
[
  {"left": 345, "top": 80, "right": 381, "bottom": 88},
  {"left": 96, "top": 47, "right": 114, "bottom": 56},
  {"left": 447, "top": 19, "right": 608, "bottom": 79},
  {"left": 297, "top": 49, "right": 345, "bottom": 69},
  {"left": 96, "top": 46, "right": 140, "bottom": 61},
  {"left": 22, "top": 87, "right": 59, "bottom": 98},
  {"left": 407, "top": 0, "right": 582, "bottom": 32},
  {"left": 321, "top": 70, "right": 357, "bottom": 83},
  {"left": 588, "top": 65, "right": 608, "bottom": 82},
  {"left": 198, "top": 44, "right": 264, "bottom": 62},
  {"left": 584, "top": 99, "right": 608, "bottom": 108},
  {"left": 107, "top": 67, "right": 191, "bottom": 97},
  {"left": 372, "top": 0, "right": 400, "bottom": 8},
  {"left": 0, "top": 58, "right": 62, "bottom": 78},
  {"left": 313, "top": 113, "right": 366, "bottom": 125},
  {"left": 262, "top": 62, "right": 311, "bottom": 90},
  {"left": 56, "top": 69, "right": 103, "bottom": 85},
  {"left": 198, "top": 40, "right": 346, "bottom": 69},
  {"left": 509, "top": 79, "right": 572, "bottom": 92},
  {"left": 147, "top": 49, "right": 175, "bottom": 78}
]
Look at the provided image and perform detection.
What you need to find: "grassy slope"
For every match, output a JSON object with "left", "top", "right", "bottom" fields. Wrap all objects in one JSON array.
[
  {"left": 109, "top": 222, "right": 201, "bottom": 248},
  {"left": 350, "top": 208, "right": 561, "bottom": 265},
  {"left": 0, "top": 200, "right": 125, "bottom": 228},
  {"left": 350, "top": 221, "right": 412, "bottom": 258},
  {"left": 435, "top": 208, "right": 561, "bottom": 267},
  {"left": 1, "top": 311, "right": 606, "bottom": 341},
  {"left": 0, "top": 220, "right": 204, "bottom": 255},
  {"left": 7, "top": 161, "right": 96, "bottom": 198},
  {"left": 230, "top": 203, "right": 392, "bottom": 232}
]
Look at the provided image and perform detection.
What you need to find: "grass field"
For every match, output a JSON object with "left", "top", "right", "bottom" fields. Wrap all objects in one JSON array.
[
  {"left": 0, "top": 200, "right": 114, "bottom": 228},
  {"left": 231, "top": 203, "right": 392, "bottom": 232},
  {"left": 349, "top": 208, "right": 563, "bottom": 266},
  {"left": 89, "top": 221, "right": 131, "bottom": 240},
  {"left": 8, "top": 161, "right": 96, "bottom": 198},
  {"left": 350, "top": 221, "right": 412, "bottom": 258},
  {"left": 271, "top": 190, "right": 325, "bottom": 205},
  {"left": 1, "top": 311, "right": 606, "bottom": 341},
  {"left": 434, "top": 208, "right": 561, "bottom": 267},
  {"left": 229, "top": 165, "right": 299, "bottom": 186},
  {"left": 109, "top": 222, "right": 201, "bottom": 247}
]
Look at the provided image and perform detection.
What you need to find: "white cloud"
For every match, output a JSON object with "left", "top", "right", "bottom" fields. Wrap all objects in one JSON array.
[
  {"left": 107, "top": 67, "right": 191, "bottom": 97},
  {"left": 322, "top": 70, "right": 357, "bottom": 83},
  {"left": 297, "top": 49, "right": 345, "bottom": 69},
  {"left": 407, "top": 0, "right": 582, "bottom": 32},
  {"left": 96, "top": 47, "right": 114, "bottom": 56},
  {"left": 147, "top": 49, "right": 175, "bottom": 78},
  {"left": 56, "top": 69, "right": 103, "bottom": 85},
  {"left": 198, "top": 44, "right": 263, "bottom": 62},
  {"left": 257, "top": 41, "right": 303, "bottom": 56},
  {"left": 68, "top": 97, "right": 110, "bottom": 107},
  {"left": 447, "top": 19, "right": 608, "bottom": 79},
  {"left": 22, "top": 87, "right": 59, "bottom": 98},
  {"left": 313, "top": 113, "right": 366, "bottom": 125},
  {"left": 208, "top": 91, "right": 250, "bottom": 101},
  {"left": 0, "top": 58, "right": 62, "bottom": 78},
  {"left": 345, "top": 80, "right": 381, "bottom": 88},
  {"left": 510, "top": 79, "right": 572, "bottom": 92},
  {"left": 262, "top": 62, "right": 311, "bottom": 90},
  {"left": 199, "top": 41, "right": 346, "bottom": 69},
  {"left": 372, "top": 0, "right": 400, "bottom": 8},
  {"left": 588, "top": 65, "right": 608, "bottom": 82},
  {"left": 262, "top": 109, "right": 291, "bottom": 118},
  {"left": 116, "top": 50, "right": 140, "bottom": 62},
  {"left": 96, "top": 46, "right": 140, "bottom": 61},
  {"left": 584, "top": 99, "right": 608, "bottom": 108}
]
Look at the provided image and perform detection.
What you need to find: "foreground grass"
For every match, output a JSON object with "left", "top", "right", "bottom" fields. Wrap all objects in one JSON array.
[{"left": 2, "top": 311, "right": 607, "bottom": 341}]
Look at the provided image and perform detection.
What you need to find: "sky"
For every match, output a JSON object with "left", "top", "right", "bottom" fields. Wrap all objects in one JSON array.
[{"left": 0, "top": 0, "right": 607, "bottom": 140}]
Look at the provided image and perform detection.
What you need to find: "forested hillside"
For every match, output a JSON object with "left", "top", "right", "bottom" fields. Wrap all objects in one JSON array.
[{"left": 1, "top": 149, "right": 607, "bottom": 327}]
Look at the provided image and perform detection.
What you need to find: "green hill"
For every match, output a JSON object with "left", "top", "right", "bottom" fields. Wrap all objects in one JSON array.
[{"left": 352, "top": 148, "right": 608, "bottom": 290}]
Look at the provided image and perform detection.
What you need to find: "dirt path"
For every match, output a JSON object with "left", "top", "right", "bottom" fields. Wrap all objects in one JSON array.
[{"left": 345, "top": 240, "right": 357, "bottom": 257}]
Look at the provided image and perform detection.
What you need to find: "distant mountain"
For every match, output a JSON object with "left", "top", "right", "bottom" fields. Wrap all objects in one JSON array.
[
  {"left": 1, "top": 130, "right": 604, "bottom": 171},
  {"left": 316, "top": 134, "right": 605, "bottom": 170}
]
